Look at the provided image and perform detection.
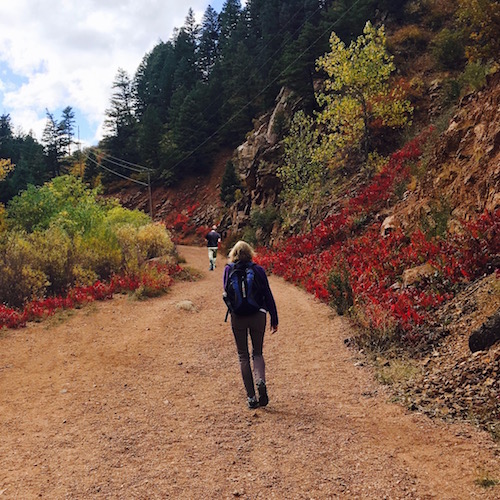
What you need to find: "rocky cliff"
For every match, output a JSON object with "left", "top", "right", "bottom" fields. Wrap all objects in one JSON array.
[
  {"left": 228, "top": 88, "right": 300, "bottom": 233},
  {"left": 230, "top": 72, "right": 499, "bottom": 241},
  {"left": 389, "top": 71, "right": 500, "bottom": 235}
]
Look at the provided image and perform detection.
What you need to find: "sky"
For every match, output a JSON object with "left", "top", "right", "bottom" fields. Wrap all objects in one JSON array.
[{"left": 0, "top": 0, "right": 241, "bottom": 148}]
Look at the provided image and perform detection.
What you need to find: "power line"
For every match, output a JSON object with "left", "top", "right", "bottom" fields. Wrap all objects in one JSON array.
[
  {"left": 82, "top": 150, "right": 154, "bottom": 218},
  {"left": 167, "top": 0, "right": 364, "bottom": 172},
  {"left": 96, "top": 152, "right": 147, "bottom": 174},
  {"left": 98, "top": 151, "right": 152, "bottom": 172},
  {"left": 82, "top": 151, "right": 148, "bottom": 187}
]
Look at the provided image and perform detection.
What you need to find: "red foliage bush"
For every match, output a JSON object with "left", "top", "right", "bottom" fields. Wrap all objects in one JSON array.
[
  {"left": 256, "top": 129, "right": 499, "bottom": 344},
  {"left": 164, "top": 200, "right": 212, "bottom": 244},
  {"left": 0, "top": 262, "right": 183, "bottom": 330}
]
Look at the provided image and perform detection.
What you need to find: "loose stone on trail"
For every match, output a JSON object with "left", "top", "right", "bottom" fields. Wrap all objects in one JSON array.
[{"left": 175, "top": 300, "right": 197, "bottom": 312}]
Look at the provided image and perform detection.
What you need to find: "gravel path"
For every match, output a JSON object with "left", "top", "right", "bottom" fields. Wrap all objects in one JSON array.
[{"left": 0, "top": 245, "right": 498, "bottom": 499}]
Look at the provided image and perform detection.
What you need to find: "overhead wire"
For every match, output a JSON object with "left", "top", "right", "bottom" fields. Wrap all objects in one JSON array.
[
  {"left": 82, "top": 150, "right": 148, "bottom": 186},
  {"left": 166, "top": 0, "right": 364, "bottom": 171},
  {"left": 95, "top": 152, "right": 147, "bottom": 174},
  {"left": 98, "top": 151, "right": 152, "bottom": 172}
]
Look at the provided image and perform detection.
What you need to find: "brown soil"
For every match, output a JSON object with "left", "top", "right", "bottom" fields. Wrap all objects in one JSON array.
[{"left": 0, "top": 246, "right": 498, "bottom": 499}]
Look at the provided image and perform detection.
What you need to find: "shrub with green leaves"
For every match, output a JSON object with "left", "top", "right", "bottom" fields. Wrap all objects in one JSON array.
[
  {"left": 1, "top": 174, "right": 175, "bottom": 308},
  {"left": 137, "top": 223, "right": 174, "bottom": 261},
  {"left": 28, "top": 226, "right": 76, "bottom": 294},
  {"left": 431, "top": 28, "right": 466, "bottom": 70},
  {"left": 251, "top": 206, "right": 280, "bottom": 234},
  {"left": 459, "top": 61, "right": 491, "bottom": 93},
  {"left": 7, "top": 175, "right": 103, "bottom": 233},
  {"left": 327, "top": 267, "right": 353, "bottom": 316},
  {"left": 0, "top": 232, "right": 48, "bottom": 307},
  {"left": 75, "top": 229, "right": 122, "bottom": 280},
  {"left": 104, "top": 205, "right": 150, "bottom": 228}
]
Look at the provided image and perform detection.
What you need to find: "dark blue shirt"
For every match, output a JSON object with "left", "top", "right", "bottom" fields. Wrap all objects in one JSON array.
[
  {"left": 223, "top": 262, "right": 278, "bottom": 328},
  {"left": 206, "top": 230, "right": 221, "bottom": 247}
]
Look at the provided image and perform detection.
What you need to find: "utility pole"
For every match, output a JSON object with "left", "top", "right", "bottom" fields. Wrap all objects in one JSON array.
[
  {"left": 147, "top": 170, "right": 154, "bottom": 220},
  {"left": 78, "top": 126, "right": 83, "bottom": 177}
]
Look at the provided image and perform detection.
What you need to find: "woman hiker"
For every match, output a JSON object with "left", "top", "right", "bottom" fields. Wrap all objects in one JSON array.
[{"left": 223, "top": 241, "right": 278, "bottom": 409}]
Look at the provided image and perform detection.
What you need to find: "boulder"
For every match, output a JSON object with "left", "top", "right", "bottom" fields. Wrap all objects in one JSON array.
[
  {"left": 175, "top": 300, "right": 198, "bottom": 313},
  {"left": 402, "top": 263, "right": 436, "bottom": 287},
  {"left": 380, "top": 215, "right": 398, "bottom": 236},
  {"left": 469, "top": 309, "right": 500, "bottom": 352}
]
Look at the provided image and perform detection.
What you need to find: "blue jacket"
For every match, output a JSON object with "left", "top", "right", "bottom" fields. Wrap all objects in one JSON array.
[{"left": 223, "top": 262, "right": 278, "bottom": 328}]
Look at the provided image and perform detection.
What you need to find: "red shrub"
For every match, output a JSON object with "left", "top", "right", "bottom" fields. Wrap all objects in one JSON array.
[
  {"left": 0, "top": 262, "right": 182, "bottom": 330},
  {"left": 256, "top": 129, "right": 498, "bottom": 344}
]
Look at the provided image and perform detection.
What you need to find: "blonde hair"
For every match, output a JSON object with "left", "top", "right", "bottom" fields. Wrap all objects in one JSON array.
[{"left": 228, "top": 240, "right": 255, "bottom": 263}]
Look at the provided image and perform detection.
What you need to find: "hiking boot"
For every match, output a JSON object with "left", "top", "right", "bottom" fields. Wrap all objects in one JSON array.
[
  {"left": 247, "top": 396, "right": 259, "bottom": 409},
  {"left": 256, "top": 380, "right": 268, "bottom": 407}
]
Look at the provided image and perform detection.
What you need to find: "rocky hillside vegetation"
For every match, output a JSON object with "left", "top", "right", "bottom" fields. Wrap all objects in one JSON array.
[
  {"left": 225, "top": 73, "right": 499, "bottom": 440},
  {"left": 139, "top": 2, "right": 499, "bottom": 438},
  {"left": 2, "top": 0, "right": 496, "bottom": 439},
  {"left": 227, "top": 70, "right": 499, "bottom": 440}
]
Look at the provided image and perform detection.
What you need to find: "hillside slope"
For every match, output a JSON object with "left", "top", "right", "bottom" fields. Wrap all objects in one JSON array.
[
  {"left": 393, "top": 72, "right": 500, "bottom": 232},
  {"left": 221, "top": 71, "right": 499, "bottom": 436}
]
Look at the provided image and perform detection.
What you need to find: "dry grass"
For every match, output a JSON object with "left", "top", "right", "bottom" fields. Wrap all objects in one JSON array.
[{"left": 474, "top": 469, "right": 499, "bottom": 489}]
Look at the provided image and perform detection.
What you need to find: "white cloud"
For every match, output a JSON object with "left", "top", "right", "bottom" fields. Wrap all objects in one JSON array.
[{"left": 0, "top": 0, "right": 225, "bottom": 145}]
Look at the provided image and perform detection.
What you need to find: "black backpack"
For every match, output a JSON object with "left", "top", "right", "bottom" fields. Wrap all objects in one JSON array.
[{"left": 223, "top": 262, "right": 262, "bottom": 318}]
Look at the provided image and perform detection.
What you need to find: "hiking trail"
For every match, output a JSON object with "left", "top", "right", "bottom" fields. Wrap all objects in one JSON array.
[{"left": 0, "top": 246, "right": 498, "bottom": 499}]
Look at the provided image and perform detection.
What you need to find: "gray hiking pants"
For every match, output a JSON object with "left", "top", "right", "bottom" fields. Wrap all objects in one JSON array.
[{"left": 230, "top": 310, "right": 266, "bottom": 399}]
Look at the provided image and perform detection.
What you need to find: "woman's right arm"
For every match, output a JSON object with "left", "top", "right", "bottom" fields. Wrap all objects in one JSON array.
[{"left": 256, "top": 266, "right": 278, "bottom": 329}]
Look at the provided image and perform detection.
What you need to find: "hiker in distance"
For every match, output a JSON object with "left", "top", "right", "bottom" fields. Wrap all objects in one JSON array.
[
  {"left": 223, "top": 241, "right": 278, "bottom": 409},
  {"left": 206, "top": 225, "right": 221, "bottom": 271}
]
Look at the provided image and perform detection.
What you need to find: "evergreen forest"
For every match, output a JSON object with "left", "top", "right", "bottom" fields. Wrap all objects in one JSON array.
[{"left": 1, "top": 0, "right": 412, "bottom": 200}]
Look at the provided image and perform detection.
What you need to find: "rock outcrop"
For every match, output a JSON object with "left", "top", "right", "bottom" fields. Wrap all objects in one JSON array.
[
  {"left": 229, "top": 87, "right": 300, "bottom": 231},
  {"left": 391, "top": 71, "right": 500, "bottom": 233},
  {"left": 469, "top": 309, "right": 500, "bottom": 352}
]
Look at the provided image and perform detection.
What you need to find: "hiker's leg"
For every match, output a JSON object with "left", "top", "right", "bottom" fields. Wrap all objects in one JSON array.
[
  {"left": 249, "top": 311, "right": 266, "bottom": 383},
  {"left": 208, "top": 248, "right": 215, "bottom": 270},
  {"left": 231, "top": 314, "right": 255, "bottom": 398}
]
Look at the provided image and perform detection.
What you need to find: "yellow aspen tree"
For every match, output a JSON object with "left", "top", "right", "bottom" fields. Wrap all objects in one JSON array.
[
  {"left": 0, "top": 158, "right": 14, "bottom": 181},
  {"left": 315, "top": 21, "right": 413, "bottom": 165}
]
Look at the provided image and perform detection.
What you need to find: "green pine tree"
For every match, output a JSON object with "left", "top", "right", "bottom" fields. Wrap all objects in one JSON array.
[{"left": 220, "top": 160, "right": 242, "bottom": 206}]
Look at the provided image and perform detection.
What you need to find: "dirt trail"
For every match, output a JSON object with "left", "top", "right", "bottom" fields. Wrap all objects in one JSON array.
[{"left": 0, "top": 246, "right": 498, "bottom": 499}]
